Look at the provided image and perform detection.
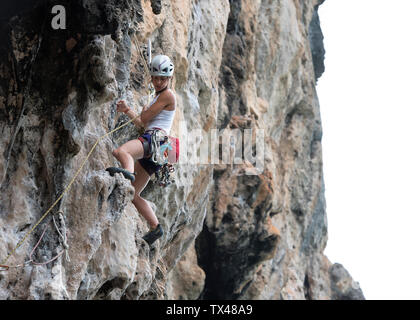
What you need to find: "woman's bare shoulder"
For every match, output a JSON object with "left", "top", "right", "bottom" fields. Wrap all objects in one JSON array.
[
  {"left": 160, "top": 89, "right": 176, "bottom": 110},
  {"left": 160, "top": 88, "right": 175, "bottom": 100}
]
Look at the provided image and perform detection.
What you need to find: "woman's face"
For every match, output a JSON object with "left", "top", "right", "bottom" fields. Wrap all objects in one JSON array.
[{"left": 152, "top": 76, "right": 170, "bottom": 92}]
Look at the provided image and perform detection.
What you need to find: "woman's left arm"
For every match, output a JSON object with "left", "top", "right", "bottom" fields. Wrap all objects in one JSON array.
[{"left": 140, "top": 91, "right": 175, "bottom": 124}]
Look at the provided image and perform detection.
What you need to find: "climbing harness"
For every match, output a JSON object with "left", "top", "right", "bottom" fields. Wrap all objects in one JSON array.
[
  {"left": 149, "top": 129, "right": 170, "bottom": 165},
  {"left": 138, "top": 128, "right": 177, "bottom": 187}
]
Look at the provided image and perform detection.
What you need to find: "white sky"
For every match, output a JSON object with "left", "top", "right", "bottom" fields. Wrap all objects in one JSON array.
[{"left": 317, "top": 0, "right": 420, "bottom": 300}]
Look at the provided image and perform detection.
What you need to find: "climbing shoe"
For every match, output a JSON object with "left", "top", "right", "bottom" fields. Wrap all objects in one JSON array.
[
  {"left": 106, "top": 167, "right": 135, "bottom": 182},
  {"left": 143, "top": 224, "right": 164, "bottom": 246}
]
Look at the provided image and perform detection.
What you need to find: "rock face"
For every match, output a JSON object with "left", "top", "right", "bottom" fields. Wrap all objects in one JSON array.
[{"left": 0, "top": 0, "right": 364, "bottom": 300}]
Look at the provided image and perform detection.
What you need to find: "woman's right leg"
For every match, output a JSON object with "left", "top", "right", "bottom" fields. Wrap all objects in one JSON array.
[
  {"left": 132, "top": 161, "right": 159, "bottom": 229},
  {"left": 112, "top": 139, "right": 144, "bottom": 173}
]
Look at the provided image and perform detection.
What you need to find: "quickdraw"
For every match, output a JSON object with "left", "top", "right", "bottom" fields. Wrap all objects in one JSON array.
[{"left": 156, "top": 163, "right": 175, "bottom": 187}]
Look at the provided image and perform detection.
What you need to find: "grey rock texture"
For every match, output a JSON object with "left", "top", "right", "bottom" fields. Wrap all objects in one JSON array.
[
  {"left": 329, "top": 263, "right": 365, "bottom": 300},
  {"left": 309, "top": 0, "right": 326, "bottom": 81},
  {"left": 0, "top": 0, "right": 364, "bottom": 300}
]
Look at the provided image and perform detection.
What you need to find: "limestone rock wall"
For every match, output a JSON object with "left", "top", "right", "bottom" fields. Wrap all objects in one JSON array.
[{"left": 0, "top": 0, "right": 364, "bottom": 300}]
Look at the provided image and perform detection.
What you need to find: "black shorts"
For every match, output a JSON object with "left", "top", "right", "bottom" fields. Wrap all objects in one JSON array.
[
  {"left": 138, "top": 158, "right": 161, "bottom": 176},
  {"left": 138, "top": 131, "right": 162, "bottom": 176}
]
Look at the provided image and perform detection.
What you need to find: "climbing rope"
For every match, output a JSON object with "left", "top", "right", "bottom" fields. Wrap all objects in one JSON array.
[
  {"left": 0, "top": 36, "right": 165, "bottom": 271},
  {"left": 133, "top": 35, "right": 155, "bottom": 102},
  {"left": 28, "top": 216, "right": 65, "bottom": 266},
  {"left": 0, "top": 213, "right": 68, "bottom": 271},
  {"left": 0, "top": 106, "right": 145, "bottom": 269}
]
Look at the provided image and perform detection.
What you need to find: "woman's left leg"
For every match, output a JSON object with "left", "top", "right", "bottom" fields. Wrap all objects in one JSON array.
[{"left": 132, "top": 161, "right": 159, "bottom": 229}]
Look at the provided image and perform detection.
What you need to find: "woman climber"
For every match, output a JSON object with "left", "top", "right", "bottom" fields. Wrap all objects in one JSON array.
[{"left": 106, "top": 54, "right": 176, "bottom": 246}]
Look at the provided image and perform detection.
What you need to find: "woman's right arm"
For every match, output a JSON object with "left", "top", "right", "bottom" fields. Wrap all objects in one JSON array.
[
  {"left": 125, "top": 108, "right": 144, "bottom": 128},
  {"left": 117, "top": 100, "right": 144, "bottom": 128}
]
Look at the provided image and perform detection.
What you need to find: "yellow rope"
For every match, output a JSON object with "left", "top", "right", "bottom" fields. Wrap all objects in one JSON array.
[
  {"left": 1, "top": 37, "right": 155, "bottom": 268},
  {"left": 0, "top": 113, "right": 141, "bottom": 266}
]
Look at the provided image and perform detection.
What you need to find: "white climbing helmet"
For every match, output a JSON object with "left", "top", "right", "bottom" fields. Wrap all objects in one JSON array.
[{"left": 150, "top": 54, "right": 174, "bottom": 77}]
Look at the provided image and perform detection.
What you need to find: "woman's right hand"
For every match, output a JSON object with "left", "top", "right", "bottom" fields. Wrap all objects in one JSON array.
[{"left": 117, "top": 100, "right": 130, "bottom": 114}]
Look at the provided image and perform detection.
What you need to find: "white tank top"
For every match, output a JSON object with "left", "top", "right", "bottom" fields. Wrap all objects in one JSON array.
[{"left": 145, "top": 89, "right": 176, "bottom": 134}]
